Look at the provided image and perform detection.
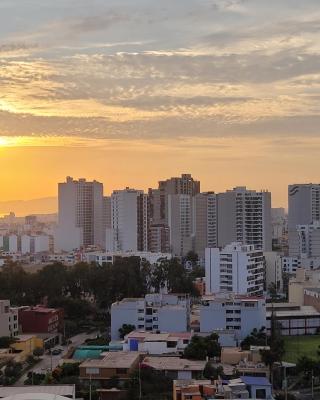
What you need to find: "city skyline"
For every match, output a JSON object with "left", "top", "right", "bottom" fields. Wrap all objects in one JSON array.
[{"left": 2, "top": 0, "right": 320, "bottom": 208}]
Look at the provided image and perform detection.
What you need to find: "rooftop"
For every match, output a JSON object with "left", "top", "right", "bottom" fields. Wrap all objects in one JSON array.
[
  {"left": 0, "top": 385, "right": 75, "bottom": 398},
  {"left": 80, "top": 351, "right": 141, "bottom": 369},
  {"left": 142, "top": 356, "right": 206, "bottom": 371},
  {"left": 267, "top": 305, "right": 320, "bottom": 318}
]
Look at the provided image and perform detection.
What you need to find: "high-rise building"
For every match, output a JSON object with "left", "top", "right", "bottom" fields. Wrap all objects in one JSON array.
[
  {"left": 107, "top": 188, "right": 149, "bottom": 252},
  {"left": 168, "top": 194, "right": 193, "bottom": 256},
  {"left": 288, "top": 184, "right": 320, "bottom": 255},
  {"left": 205, "top": 242, "right": 265, "bottom": 296},
  {"left": 217, "top": 187, "right": 272, "bottom": 252},
  {"left": 290, "top": 222, "right": 320, "bottom": 259},
  {"left": 148, "top": 174, "right": 200, "bottom": 256},
  {"left": 149, "top": 224, "right": 170, "bottom": 253},
  {"left": 193, "top": 192, "right": 217, "bottom": 260},
  {"left": 55, "top": 177, "right": 104, "bottom": 251}
]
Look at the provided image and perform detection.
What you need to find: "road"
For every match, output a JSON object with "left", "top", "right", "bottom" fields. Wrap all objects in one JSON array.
[{"left": 15, "top": 331, "right": 99, "bottom": 385}]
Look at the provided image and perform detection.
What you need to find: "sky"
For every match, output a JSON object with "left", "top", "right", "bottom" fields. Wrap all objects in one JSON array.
[{"left": 1, "top": 0, "right": 320, "bottom": 211}]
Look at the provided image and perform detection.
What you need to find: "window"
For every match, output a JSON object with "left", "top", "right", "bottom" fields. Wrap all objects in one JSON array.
[
  {"left": 138, "top": 309, "right": 144, "bottom": 313},
  {"left": 256, "top": 389, "right": 267, "bottom": 399},
  {"left": 116, "top": 368, "right": 127, "bottom": 375},
  {"left": 86, "top": 368, "right": 99, "bottom": 375},
  {"left": 138, "top": 325, "right": 144, "bottom": 329}
]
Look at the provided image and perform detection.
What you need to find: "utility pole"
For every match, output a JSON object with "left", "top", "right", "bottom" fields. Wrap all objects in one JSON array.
[
  {"left": 139, "top": 362, "right": 142, "bottom": 400},
  {"left": 312, "top": 369, "right": 314, "bottom": 400},
  {"left": 89, "top": 374, "right": 92, "bottom": 400},
  {"left": 284, "top": 366, "right": 287, "bottom": 400}
]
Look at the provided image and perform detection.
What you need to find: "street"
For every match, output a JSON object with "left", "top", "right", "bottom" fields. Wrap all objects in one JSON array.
[{"left": 15, "top": 331, "right": 99, "bottom": 385}]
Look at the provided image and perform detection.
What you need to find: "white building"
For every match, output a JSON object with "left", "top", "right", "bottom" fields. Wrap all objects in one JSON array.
[
  {"left": 205, "top": 243, "right": 265, "bottom": 296},
  {"left": 20, "top": 235, "right": 50, "bottom": 254},
  {"left": 0, "top": 300, "right": 19, "bottom": 337},
  {"left": 288, "top": 184, "right": 320, "bottom": 255},
  {"left": 55, "top": 177, "right": 104, "bottom": 252},
  {"left": 200, "top": 294, "right": 266, "bottom": 340},
  {"left": 85, "top": 251, "right": 171, "bottom": 266},
  {"left": 111, "top": 293, "right": 190, "bottom": 340},
  {"left": 123, "top": 331, "right": 192, "bottom": 355},
  {"left": 168, "top": 194, "right": 193, "bottom": 256},
  {"left": 107, "top": 188, "right": 149, "bottom": 252},
  {"left": 217, "top": 187, "right": 272, "bottom": 252}
]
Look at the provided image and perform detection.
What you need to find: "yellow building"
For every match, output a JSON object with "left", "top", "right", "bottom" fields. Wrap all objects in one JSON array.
[{"left": 10, "top": 335, "right": 44, "bottom": 361}]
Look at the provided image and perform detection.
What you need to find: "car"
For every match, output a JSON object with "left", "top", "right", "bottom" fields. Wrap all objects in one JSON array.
[{"left": 51, "top": 348, "right": 62, "bottom": 355}]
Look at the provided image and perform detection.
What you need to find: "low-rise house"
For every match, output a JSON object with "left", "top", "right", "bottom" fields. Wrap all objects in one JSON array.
[
  {"left": 79, "top": 352, "right": 142, "bottom": 384},
  {"left": 123, "top": 331, "right": 192, "bottom": 355},
  {"left": 219, "top": 376, "right": 273, "bottom": 399},
  {"left": 141, "top": 356, "right": 206, "bottom": 380},
  {"left": 173, "top": 380, "right": 215, "bottom": 400},
  {"left": 10, "top": 334, "right": 44, "bottom": 361}
]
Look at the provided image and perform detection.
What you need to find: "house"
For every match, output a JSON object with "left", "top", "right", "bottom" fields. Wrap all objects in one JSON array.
[
  {"left": 123, "top": 331, "right": 192, "bottom": 355},
  {"left": 141, "top": 356, "right": 206, "bottom": 380},
  {"left": 222, "top": 377, "right": 273, "bottom": 399},
  {"left": 79, "top": 352, "right": 142, "bottom": 384},
  {"left": 173, "top": 380, "right": 215, "bottom": 400}
]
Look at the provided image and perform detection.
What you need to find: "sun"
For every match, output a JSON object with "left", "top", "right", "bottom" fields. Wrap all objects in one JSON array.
[{"left": 0, "top": 137, "right": 9, "bottom": 147}]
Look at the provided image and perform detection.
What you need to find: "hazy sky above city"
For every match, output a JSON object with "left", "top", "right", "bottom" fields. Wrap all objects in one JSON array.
[{"left": 1, "top": 0, "right": 320, "bottom": 210}]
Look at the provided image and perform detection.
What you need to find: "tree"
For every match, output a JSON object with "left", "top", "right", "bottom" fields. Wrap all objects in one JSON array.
[
  {"left": 4, "top": 361, "right": 22, "bottom": 378},
  {"left": 119, "top": 324, "right": 135, "bottom": 339},
  {"left": 184, "top": 334, "right": 221, "bottom": 360},
  {"left": 203, "top": 362, "right": 223, "bottom": 379},
  {"left": 0, "top": 336, "right": 16, "bottom": 349},
  {"left": 241, "top": 327, "right": 267, "bottom": 350}
]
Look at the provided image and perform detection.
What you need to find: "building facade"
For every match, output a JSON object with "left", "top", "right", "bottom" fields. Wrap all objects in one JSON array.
[
  {"left": 106, "top": 188, "right": 149, "bottom": 252},
  {"left": 217, "top": 187, "right": 272, "bottom": 252},
  {"left": 193, "top": 192, "right": 217, "bottom": 261},
  {"left": 18, "top": 306, "right": 64, "bottom": 334},
  {"left": 200, "top": 294, "right": 266, "bottom": 340},
  {"left": 55, "top": 177, "right": 104, "bottom": 251},
  {"left": 288, "top": 184, "right": 320, "bottom": 255},
  {"left": 205, "top": 243, "right": 265, "bottom": 296},
  {"left": 111, "top": 293, "right": 190, "bottom": 340},
  {"left": 0, "top": 300, "right": 19, "bottom": 337}
]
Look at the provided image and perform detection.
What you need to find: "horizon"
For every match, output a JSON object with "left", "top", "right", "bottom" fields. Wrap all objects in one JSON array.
[{"left": 2, "top": 1, "right": 320, "bottom": 209}]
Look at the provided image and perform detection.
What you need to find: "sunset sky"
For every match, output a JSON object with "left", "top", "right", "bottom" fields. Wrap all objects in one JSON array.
[{"left": 1, "top": 0, "right": 320, "bottom": 212}]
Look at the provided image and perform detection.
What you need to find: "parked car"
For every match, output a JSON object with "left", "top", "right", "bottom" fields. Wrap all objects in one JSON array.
[{"left": 51, "top": 348, "right": 62, "bottom": 355}]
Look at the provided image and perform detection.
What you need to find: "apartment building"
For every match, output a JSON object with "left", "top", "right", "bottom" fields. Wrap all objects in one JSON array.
[
  {"left": 205, "top": 243, "right": 265, "bottom": 296},
  {"left": 0, "top": 300, "right": 19, "bottom": 337},
  {"left": 288, "top": 184, "right": 320, "bottom": 255},
  {"left": 168, "top": 194, "right": 193, "bottom": 256},
  {"left": 217, "top": 187, "right": 272, "bottom": 252},
  {"left": 106, "top": 188, "right": 149, "bottom": 252},
  {"left": 200, "top": 293, "right": 266, "bottom": 340},
  {"left": 193, "top": 192, "right": 217, "bottom": 260},
  {"left": 111, "top": 293, "right": 190, "bottom": 340},
  {"left": 148, "top": 174, "right": 200, "bottom": 254},
  {"left": 55, "top": 177, "right": 104, "bottom": 251}
]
